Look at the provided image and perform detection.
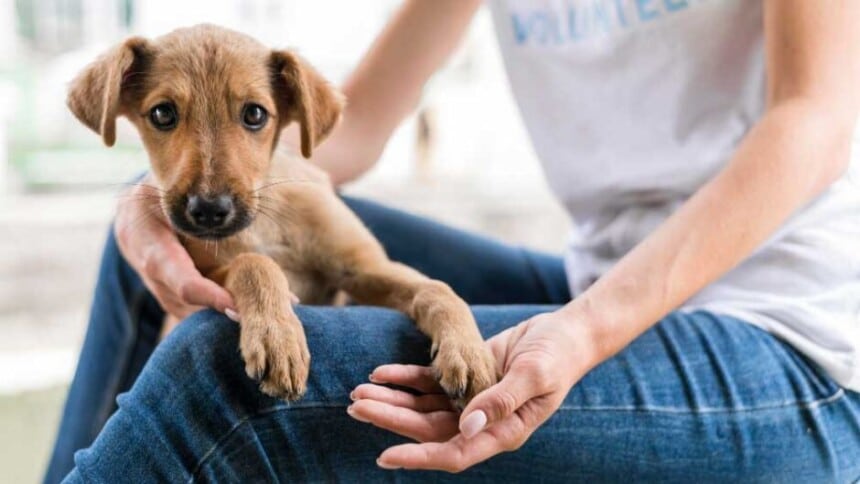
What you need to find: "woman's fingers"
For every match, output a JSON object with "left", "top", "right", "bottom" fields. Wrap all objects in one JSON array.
[
  {"left": 369, "top": 365, "right": 444, "bottom": 394},
  {"left": 144, "top": 239, "right": 235, "bottom": 314},
  {"left": 174, "top": 275, "right": 234, "bottom": 312},
  {"left": 458, "top": 363, "right": 545, "bottom": 438},
  {"left": 377, "top": 430, "right": 502, "bottom": 472},
  {"left": 347, "top": 399, "right": 459, "bottom": 443},
  {"left": 149, "top": 260, "right": 231, "bottom": 318},
  {"left": 377, "top": 413, "right": 531, "bottom": 472},
  {"left": 351, "top": 383, "right": 453, "bottom": 412},
  {"left": 149, "top": 280, "right": 203, "bottom": 319}
]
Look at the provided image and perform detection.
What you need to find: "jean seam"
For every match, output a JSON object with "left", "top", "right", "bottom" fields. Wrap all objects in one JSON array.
[
  {"left": 188, "top": 403, "right": 348, "bottom": 483},
  {"left": 556, "top": 388, "right": 845, "bottom": 414}
]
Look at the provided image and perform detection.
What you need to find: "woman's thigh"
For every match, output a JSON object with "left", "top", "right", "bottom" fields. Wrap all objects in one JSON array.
[
  {"left": 514, "top": 311, "right": 860, "bottom": 482},
  {"left": 65, "top": 307, "right": 860, "bottom": 483}
]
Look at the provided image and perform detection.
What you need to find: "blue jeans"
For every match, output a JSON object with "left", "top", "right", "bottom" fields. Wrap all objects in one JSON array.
[{"left": 45, "top": 197, "right": 860, "bottom": 483}]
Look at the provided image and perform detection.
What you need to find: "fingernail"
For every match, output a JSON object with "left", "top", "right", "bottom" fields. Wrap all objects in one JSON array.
[
  {"left": 346, "top": 405, "right": 369, "bottom": 423},
  {"left": 377, "top": 458, "right": 400, "bottom": 470},
  {"left": 460, "top": 410, "right": 487, "bottom": 439},
  {"left": 349, "top": 391, "right": 357, "bottom": 401},
  {"left": 225, "top": 308, "right": 240, "bottom": 322},
  {"left": 368, "top": 373, "right": 377, "bottom": 383}
]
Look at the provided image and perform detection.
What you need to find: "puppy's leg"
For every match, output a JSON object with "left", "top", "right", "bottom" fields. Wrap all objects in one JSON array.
[
  {"left": 214, "top": 253, "right": 310, "bottom": 400},
  {"left": 339, "top": 261, "right": 497, "bottom": 408},
  {"left": 277, "top": 185, "right": 495, "bottom": 406}
]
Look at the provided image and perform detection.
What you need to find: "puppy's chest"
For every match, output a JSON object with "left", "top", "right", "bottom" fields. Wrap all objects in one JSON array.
[
  {"left": 195, "top": 230, "right": 337, "bottom": 305},
  {"left": 254, "top": 242, "right": 331, "bottom": 301}
]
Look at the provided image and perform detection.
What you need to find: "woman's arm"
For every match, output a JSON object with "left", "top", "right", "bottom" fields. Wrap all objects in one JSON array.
[
  {"left": 565, "top": 0, "right": 860, "bottom": 364},
  {"left": 288, "top": 0, "right": 483, "bottom": 184},
  {"left": 355, "top": 0, "right": 860, "bottom": 471}
]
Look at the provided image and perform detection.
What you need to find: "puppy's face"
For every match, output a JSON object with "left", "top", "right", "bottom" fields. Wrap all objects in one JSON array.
[{"left": 67, "top": 25, "right": 342, "bottom": 239}]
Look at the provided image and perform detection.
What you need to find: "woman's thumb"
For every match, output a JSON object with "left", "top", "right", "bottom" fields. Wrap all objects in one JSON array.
[{"left": 458, "top": 367, "right": 537, "bottom": 439}]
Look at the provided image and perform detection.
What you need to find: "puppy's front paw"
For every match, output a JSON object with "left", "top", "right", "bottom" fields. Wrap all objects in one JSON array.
[
  {"left": 240, "top": 312, "right": 310, "bottom": 401},
  {"left": 431, "top": 337, "right": 497, "bottom": 410}
]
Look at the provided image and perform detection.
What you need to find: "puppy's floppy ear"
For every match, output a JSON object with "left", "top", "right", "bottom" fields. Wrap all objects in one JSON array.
[
  {"left": 270, "top": 50, "right": 344, "bottom": 158},
  {"left": 67, "top": 37, "right": 151, "bottom": 147}
]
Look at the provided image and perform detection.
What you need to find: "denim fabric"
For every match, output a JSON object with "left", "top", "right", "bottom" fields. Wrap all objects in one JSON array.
[{"left": 46, "top": 197, "right": 860, "bottom": 483}]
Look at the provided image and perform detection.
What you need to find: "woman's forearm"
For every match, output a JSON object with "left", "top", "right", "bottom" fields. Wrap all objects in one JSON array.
[
  {"left": 565, "top": 99, "right": 857, "bottom": 363},
  {"left": 287, "top": 0, "right": 482, "bottom": 184}
]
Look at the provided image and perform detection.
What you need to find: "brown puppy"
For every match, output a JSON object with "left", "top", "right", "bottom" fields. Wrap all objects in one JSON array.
[{"left": 66, "top": 24, "right": 496, "bottom": 407}]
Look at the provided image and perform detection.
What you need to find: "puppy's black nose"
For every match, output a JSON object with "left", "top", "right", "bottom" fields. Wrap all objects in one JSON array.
[{"left": 186, "top": 194, "right": 234, "bottom": 229}]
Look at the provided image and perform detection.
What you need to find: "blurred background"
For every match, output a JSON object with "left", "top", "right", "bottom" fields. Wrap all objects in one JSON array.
[{"left": 0, "top": 0, "right": 568, "bottom": 481}]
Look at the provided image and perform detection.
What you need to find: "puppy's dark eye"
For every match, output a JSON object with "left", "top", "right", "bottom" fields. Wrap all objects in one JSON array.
[
  {"left": 242, "top": 104, "right": 268, "bottom": 131},
  {"left": 149, "top": 103, "right": 178, "bottom": 131}
]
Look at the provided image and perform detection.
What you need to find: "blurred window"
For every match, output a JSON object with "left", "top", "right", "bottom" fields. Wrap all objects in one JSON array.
[{"left": 15, "top": 0, "right": 131, "bottom": 54}]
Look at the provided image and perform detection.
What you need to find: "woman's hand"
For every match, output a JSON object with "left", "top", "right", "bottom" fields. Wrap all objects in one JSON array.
[
  {"left": 347, "top": 310, "right": 597, "bottom": 472},
  {"left": 114, "top": 178, "right": 235, "bottom": 319}
]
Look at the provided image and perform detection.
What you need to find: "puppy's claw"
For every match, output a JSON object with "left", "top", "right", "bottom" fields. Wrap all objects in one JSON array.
[
  {"left": 239, "top": 313, "right": 310, "bottom": 402},
  {"left": 243, "top": 340, "right": 267, "bottom": 382},
  {"left": 431, "top": 338, "right": 497, "bottom": 410},
  {"left": 246, "top": 365, "right": 265, "bottom": 382},
  {"left": 429, "top": 341, "right": 440, "bottom": 361},
  {"left": 260, "top": 379, "right": 305, "bottom": 401}
]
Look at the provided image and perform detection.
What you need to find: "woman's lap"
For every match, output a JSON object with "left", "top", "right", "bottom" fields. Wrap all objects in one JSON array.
[
  {"left": 47, "top": 196, "right": 860, "bottom": 482},
  {"left": 44, "top": 195, "right": 571, "bottom": 482},
  {"left": 66, "top": 307, "right": 860, "bottom": 483}
]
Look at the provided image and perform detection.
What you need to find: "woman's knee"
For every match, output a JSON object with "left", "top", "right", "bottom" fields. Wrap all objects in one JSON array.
[
  {"left": 144, "top": 304, "right": 553, "bottom": 412},
  {"left": 147, "top": 306, "right": 429, "bottom": 404},
  {"left": 142, "top": 310, "right": 248, "bottom": 396},
  {"left": 294, "top": 305, "right": 431, "bottom": 400},
  {"left": 149, "top": 304, "right": 552, "bottom": 402}
]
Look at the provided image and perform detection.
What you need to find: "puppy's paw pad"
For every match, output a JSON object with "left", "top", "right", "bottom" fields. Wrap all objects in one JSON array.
[
  {"left": 432, "top": 339, "right": 497, "bottom": 410},
  {"left": 239, "top": 315, "right": 310, "bottom": 401}
]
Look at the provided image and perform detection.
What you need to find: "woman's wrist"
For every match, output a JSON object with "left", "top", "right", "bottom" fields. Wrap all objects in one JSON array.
[{"left": 547, "top": 303, "right": 608, "bottom": 388}]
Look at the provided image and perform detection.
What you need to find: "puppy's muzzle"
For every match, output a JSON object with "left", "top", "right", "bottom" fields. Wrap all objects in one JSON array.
[{"left": 168, "top": 191, "right": 252, "bottom": 240}]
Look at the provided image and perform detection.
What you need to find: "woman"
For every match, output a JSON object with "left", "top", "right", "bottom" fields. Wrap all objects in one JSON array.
[{"left": 46, "top": 0, "right": 860, "bottom": 481}]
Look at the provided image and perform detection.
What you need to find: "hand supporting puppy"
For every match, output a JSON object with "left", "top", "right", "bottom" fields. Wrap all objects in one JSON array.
[
  {"left": 347, "top": 309, "right": 598, "bottom": 473},
  {"left": 115, "top": 177, "right": 236, "bottom": 318}
]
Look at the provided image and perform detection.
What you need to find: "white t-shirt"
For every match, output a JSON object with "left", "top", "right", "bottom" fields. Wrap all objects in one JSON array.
[{"left": 487, "top": 0, "right": 860, "bottom": 390}]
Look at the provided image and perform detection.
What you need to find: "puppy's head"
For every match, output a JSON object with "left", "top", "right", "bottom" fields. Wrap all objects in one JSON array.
[{"left": 67, "top": 24, "right": 343, "bottom": 239}]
